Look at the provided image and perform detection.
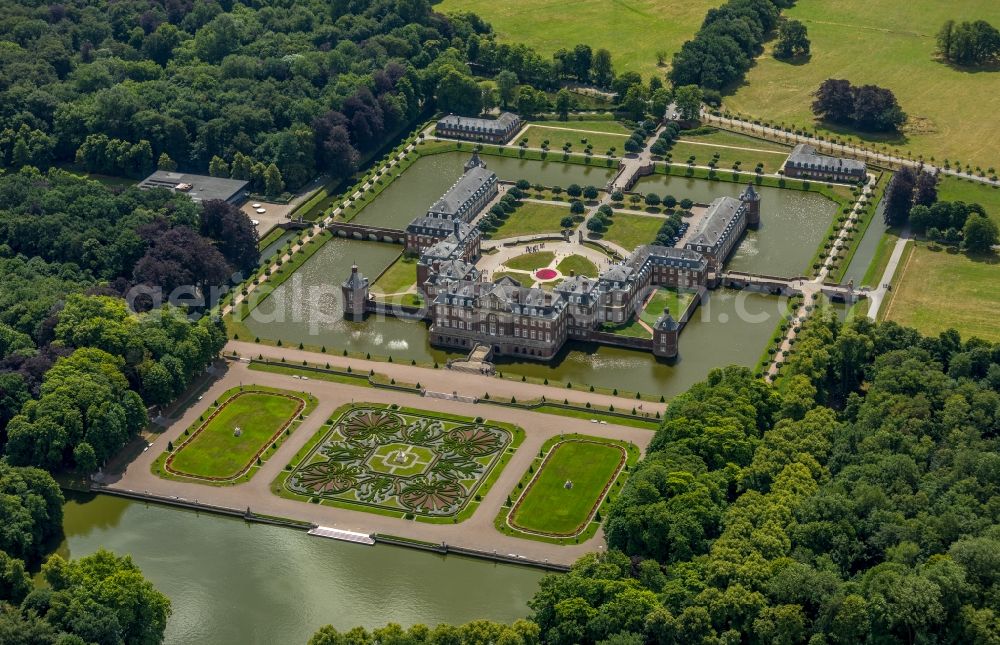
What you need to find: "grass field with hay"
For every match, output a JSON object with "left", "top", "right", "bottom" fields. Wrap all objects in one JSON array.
[
  {"left": 724, "top": 0, "right": 1000, "bottom": 166},
  {"left": 435, "top": 0, "right": 722, "bottom": 78},
  {"left": 884, "top": 243, "right": 1000, "bottom": 343}
]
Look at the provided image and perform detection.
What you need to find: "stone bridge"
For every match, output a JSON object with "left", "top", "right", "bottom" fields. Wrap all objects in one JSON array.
[
  {"left": 328, "top": 221, "right": 406, "bottom": 244},
  {"left": 719, "top": 271, "right": 866, "bottom": 302}
]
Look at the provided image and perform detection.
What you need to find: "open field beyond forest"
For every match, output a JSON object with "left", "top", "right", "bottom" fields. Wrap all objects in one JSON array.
[
  {"left": 937, "top": 176, "right": 1000, "bottom": 227},
  {"left": 725, "top": 0, "right": 1000, "bottom": 166},
  {"left": 491, "top": 202, "right": 572, "bottom": 239},
  {"left": 435, "top": 0, "right": 722, "bottom": 78},
  {"left": 885, "top": 243, "right": 1000, "bottom": 343},
  {"left": 510, "top": 439, "right": 624, "bottom": 535}
]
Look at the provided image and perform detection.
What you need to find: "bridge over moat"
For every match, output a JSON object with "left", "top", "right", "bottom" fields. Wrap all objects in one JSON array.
[
  {"left": 327, "top": 221, "right": 406, "bottom": 244},
  {"left": 718, "top": 271, "right": 865, "bottom": 302}
]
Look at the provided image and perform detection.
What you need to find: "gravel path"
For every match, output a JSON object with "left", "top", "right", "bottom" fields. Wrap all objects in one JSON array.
[{"left": 103, "top": 360, "right": 654, "bottom": 566}]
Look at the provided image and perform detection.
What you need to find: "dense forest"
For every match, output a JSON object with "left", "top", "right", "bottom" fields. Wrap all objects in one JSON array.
[
  {"left": 669, "top": 0, "right": 793, "bottom": 90},
  {"left": 0, "top": 0, "right": 628, "bottom": 192},
  {"left": 0, "top": 0, "right": 451, "bottom": 189},
  {"left": 310, "top": 314, "right": 1000, "bottom": 644},
  {"left": 0, "top": 168, "right": 237, "bottom": 475}
]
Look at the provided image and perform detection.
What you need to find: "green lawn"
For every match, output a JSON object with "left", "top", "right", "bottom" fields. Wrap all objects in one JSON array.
[
  {"left": 249, "top": 362, "right": 373, "bottom": 388},
  {"left": 679, "top": 129, "right": 792, "bottom": 152},
  {"left": 937, "top": 176, "right": 1000, "bottom": 227},
  {"left": 640, "top": 288, "right": 695, "bottom": 324},
  {"left": 725, "top": 0, "right": 1000, "bottom": 166},
  {"left": 505, "top": 250, "right": 555, "bottom": 271},
  {"left": 435, "top": 0, "right": 721, "bottom": 78},
  {"left": 600, "top": 319, "right": 651, "bottom": 339},
  {"left": 511, "top": 439, "right": 624, "bottom": 535},
  {"left": 166, "top": 390, "right": 306, "bottom": 480},
  {"left": 372, "top": 254, "right": 417, "bottom": 295},
  {"left": 602, "top": 212, "right": 664, "bottom": 250},
  {"left": 884, "top": 243, "right": 1000, "bottom": 342},
  {"left": 667, "top": 140, "right": 789, "bottom": 174},
  {"left": 492, "top": 271, "right": 535, "bottom": 287},
  {"left": 530, "top": 119, "right": 632, "bottom": 135},
  {"left": 491, "top": 202, "right": 572, "bottom": 239},
  {"left": 57, "top": 165, "right": 137, "bottom": 189},
  {"left": 556, "top": 254, "right": 599, "bottom": 277},
  {"left": 519, "top": 124, "right": 628, "bottom": 156},
  {"left": 529, "top": 404, "right": 659, "bottom": 429}
]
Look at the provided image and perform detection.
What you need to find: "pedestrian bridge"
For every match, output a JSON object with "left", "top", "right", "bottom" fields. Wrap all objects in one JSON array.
[
  {"left": 718, "top": 271, "right": 866, "bottom": 302},
  {"left": 327, "top": 221, "right": 405, "bottom": 244}
]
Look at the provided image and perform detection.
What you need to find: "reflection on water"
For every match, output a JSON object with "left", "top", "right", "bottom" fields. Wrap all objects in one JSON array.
[
  {"left": 840, "top": 195, "right": 888, "bottom": 287},
  {"left": 354, "top": 152, "right": 618, "bottom": 228},
  {"left": 259, "top": 229, "right": 298, "bottom": 264},
  {"left": 245, "top": 237, "right": 787, "bottom": 396},
  {"left": 635, "top": 175, "right": 838, "bottom": 276},
  {"left": 241, "top": 165, "right": 833, "bottom": 396},
  {"left": 55, "top": 493, "right": 543, "bottom": 645}
]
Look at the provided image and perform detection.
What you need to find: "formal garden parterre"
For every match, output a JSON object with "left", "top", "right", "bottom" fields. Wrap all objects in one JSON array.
[
  {"left": 153, "top": 386, "right": 317, "bottom": 485},
  {"left": 277, "top": 404, "right": 524, "bottom": 521}
]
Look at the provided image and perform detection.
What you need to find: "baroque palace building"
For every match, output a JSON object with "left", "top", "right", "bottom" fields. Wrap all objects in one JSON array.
[
  {"left": 343, "top": 153, "right": 763, "bottom": 361},
  {"left": 435, "top": 112, "right": 522, "bottom": 144},
  {"left": 782, "top": 144, "right": 867, "bottom": 183}
]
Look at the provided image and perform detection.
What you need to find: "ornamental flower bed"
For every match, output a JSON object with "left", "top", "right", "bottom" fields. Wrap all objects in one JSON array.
[
  {"left": 285, "top": 407, "right": 512, "bottom": 517},
  {"left": 534, "top": 268, "right": 559, "bottom": 281}
]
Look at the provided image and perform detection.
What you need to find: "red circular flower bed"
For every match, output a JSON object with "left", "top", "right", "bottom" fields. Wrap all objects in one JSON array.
[{"left": 535, "top": 268, "right": 558, "bottom": 280}]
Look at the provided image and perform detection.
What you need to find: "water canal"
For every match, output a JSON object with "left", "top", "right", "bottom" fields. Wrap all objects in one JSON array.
[
  {"left": 352, "top": 151, "right": 618, "bottom": 229},
  {"left": 634, "top": 174, "right": 839, "bottom": 277},
  {"left": 54, "top": 493, "right": 544, "bottom": 645},
  {"left": 839, "top": 195, "right": 889, "bottom": 288},
  {"left": 241, "top": 235, "right": 786, "bottom": 397},
  {"left": 241, "top": 156, "right": 824, "bottom": 396}
]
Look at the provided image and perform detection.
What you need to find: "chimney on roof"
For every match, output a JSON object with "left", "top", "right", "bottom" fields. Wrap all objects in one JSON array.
[{"left": 570, "top": 270, "right": 575, "bottom": 277}]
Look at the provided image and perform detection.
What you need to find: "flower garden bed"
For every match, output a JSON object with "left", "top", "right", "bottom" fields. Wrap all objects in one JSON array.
[{"left": 274, "top": 403, "right": 524, "bottom": 522}]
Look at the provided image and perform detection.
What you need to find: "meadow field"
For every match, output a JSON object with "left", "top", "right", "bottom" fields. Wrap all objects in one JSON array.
[
  {"left": 435, "top": 0, "right": 721, "bottom": 78},
  {"left": 884, "top": 243, "right": 1000, "bottom": 343},
  {"left": 937, "top": 176, "right": 1000, "bottom": 226},
  {"left": 725, "top": 0, "right": 1000, "bottom": 166}
]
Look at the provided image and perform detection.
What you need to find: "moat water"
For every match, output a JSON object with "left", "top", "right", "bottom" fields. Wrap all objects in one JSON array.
[
  {"left": 353, "top": 151, "right": 618, "bottom": 229},
  {"left": 54, "top": 493, "right": 544, "bottom": 645},
  {"left": 241, "top": 236, "right": 786, "bottom": 396},
  {"left": 240, "top": 156, "right": 836, "bottom": 396},
  {"left": 840, "top": 193, "right": 889, "bottom": 288},
  {"left": 633, "top": 174, "right": 839, "bottom": 277}
]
